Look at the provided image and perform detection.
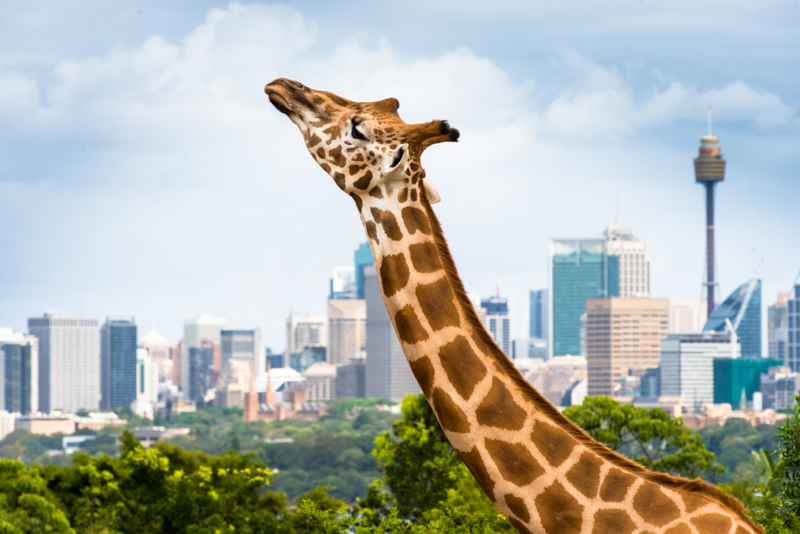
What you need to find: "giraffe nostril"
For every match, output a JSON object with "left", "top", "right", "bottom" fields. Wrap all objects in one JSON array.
[{"left": 391, "top": 146, "right": 405, "bottom": 168}]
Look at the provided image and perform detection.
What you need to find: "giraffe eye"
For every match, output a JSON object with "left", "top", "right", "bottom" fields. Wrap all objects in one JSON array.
[{"left": 351, "top": 119, "right": 367, "bottom": 141}]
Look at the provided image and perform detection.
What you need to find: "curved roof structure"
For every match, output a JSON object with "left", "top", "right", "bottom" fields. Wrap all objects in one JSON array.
[
  {"left": 138, "top": 329, "right": 170, "bottom": 347},
  {"left": 704, "top": 279, "right": 762, "bottom": 357}
]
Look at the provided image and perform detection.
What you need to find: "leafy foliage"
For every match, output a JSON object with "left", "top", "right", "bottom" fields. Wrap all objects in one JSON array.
[{"left": 563, "top": 395, "right": 724, "bottom": 478}]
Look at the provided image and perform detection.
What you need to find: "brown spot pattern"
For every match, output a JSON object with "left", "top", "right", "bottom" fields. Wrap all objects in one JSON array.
[
  {"left": 680, "top": 491, "right": 708, "bottom": 514},
  {"left": 353, "top": 170, "right": 373, "bottom": 190},
  {"left": 379, "top": 254, "right": 409, "bottom": 298},
  {"left": 365, "top": 221, "right": 379, "bottom": 244},
  {"left": 368, "top": 186, "right": 384, "bottom": 199},
  {"left": 459, "top": 447, "right": 495, "bottom": 501},
  {"left": 350, "top": 193, "right": 362, "bottom": 211},
  {"left": 431, "top": 388, "right": 470, "bottom": 433},
  {"left": 316, "top": 147, "right": 326, "bottom": 159},
  {"left": 397, "top": 188, "right": 408, "bottom": 203},
  {"left": 507, "top": 518, "right": 533, "bottom": 534},
  {"left": 591, "top": 509, "right": 637, "bottom": 534},
  {"left": 320, "top": 163, "right": 331, "bottom": 173},
  {"left": 332, "top": 172, "right": 346, "bottom": 190},
  {"left": 663, "top": 524, "right": 692, "bottom": 534},
  {"left": 370, "top": 208, "right": 403, "bottom": 241},
  {"left": 416, "top": 277, "right": 460, "bottom": 331},
  {"left": 329, "top": 145, "right": 345, "bottom": 167},
  {"left": 599, "top": 468, "right": 637, "bottom": 502},
  {"left": 566, "top": 451, "right": 603, "bottom": 498},
  {"left": 394, "top": 305, "right": 429, "bottom": 345},
  {"left": 401, "top": 206, "right": 431, "bottom": 235},
  {"left": 475, "top": 377, "right": 526, "bottom": 430},
  {"left": 485, "top": 439, "right": 544, "bottom": 487},
  {"left": 735, "top": 527, "right": 752, "bottom": 534},
  {"left": 409, "top": 242, "right": 442, "bottom": 273},
  {"left": 535, "top": 481, "right": 583, "bottom": 534},
  {"left": 533, "top": 421, "right": 577, "bottom": 468},
  {"left": 690, "top": 514, "right": 732, "bottom": 533},
  {"left": 348, "top": 164, "right": 363, "bottom": 175},
  {"left": 633, "top": 482, "right": 680, "bottom": 526},
  {"left": 308, "top": 133, "right": 322, "bottom": 147},
  {"left": 504, "top": 494, "right": 530, "bottom": 523},
  {"left": 438, "top": 335, "right": 487, "bottom": 400},
  {"left": 408, "top": 356, "right": 434, "bottom": 397}
]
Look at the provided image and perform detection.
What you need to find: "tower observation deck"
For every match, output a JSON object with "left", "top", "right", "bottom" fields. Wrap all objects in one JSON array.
[{"left": 695, "top": 108, "right": 726, "bottom": 318}]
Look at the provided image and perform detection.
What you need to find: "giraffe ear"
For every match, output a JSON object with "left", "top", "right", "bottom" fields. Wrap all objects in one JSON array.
[{"left": 423, "top": 179, "right": 441, "bottom": 204}]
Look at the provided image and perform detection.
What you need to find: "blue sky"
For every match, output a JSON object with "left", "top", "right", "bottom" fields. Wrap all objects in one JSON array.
[{"left": 1, "top": 1, "right": 798, "bottom": 350}]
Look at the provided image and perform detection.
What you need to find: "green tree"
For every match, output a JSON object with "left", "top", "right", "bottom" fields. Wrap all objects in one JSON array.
[
  {"left": 563, "top": 396, "right": 723, "bottom": 478},
  {"left": 777, "top": 392, "right": 800, "bottom": 517},
  {"left": 0, "top": 459, "right": 75, "bottom": 533}
]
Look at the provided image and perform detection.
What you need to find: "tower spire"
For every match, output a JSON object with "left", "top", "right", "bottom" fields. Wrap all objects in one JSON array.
[{"left": 707, "top": 103, "right": 712, "bottom": 137}]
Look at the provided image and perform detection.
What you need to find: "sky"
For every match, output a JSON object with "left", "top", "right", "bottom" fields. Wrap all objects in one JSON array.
[{"left": 1, "top": 1, "right": 798, "bottom": 351}]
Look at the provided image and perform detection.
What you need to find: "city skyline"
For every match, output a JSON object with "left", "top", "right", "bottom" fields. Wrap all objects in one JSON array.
[{"left": 1, "top": 2, "right": 798, "bottom": 351}]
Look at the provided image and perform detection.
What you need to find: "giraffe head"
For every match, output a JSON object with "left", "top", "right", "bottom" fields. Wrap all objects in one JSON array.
[{"left": 264, "top": 78, "right": 459, "bottom": 207}]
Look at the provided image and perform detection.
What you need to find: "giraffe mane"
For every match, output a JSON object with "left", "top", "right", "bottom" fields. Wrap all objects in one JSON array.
[{"left": 417, "top": 182, "right": 763, "bottom": 534}]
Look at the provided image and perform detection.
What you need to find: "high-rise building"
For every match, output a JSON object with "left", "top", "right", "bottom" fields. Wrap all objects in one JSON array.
[
  {"left": 188, "top": 340, "right": 215, "bottom": 403},
  {"left": 605, "top": 223, "right": 649, "bottom": 298},
  {"left": 135, "top": 348, "right": 159, "bottom": 404},
  {"left": 713, "top": 357, "right": 783, "bottom": 408},
  {"left": 787, "top": 283, "right": 800, "bottom": 372},
  {"left": 769, "top": 293, "right": 789, "bottom": 364},
  {"left": 549, "top": 238, "right": 619, "bottom": 358},
  {"left": 354, "top": 242, "right": 375, "bottom": 300},
  {"left": 529, "top": 289, "right": 548, "bottom": 341},
  {"left": 285, "top": 314, "right": 326, "bottom": 367},
  {"left": 364, "top": 266, "right": 419, "bottom": 401},
  {"left": 28, "top": 312, "right": 100, "bottom": 413},
  {"left": 660, "top": 332, "right": 739, "bottom": 410},
  {"left": 138, "top": 329, "right": 174, "bottom": 386},
  {"left": 221, "top": 329, "right": 263, "bottom": 377},
  {"left": 481, "top": 295, "right": 514, "bottom": 357},
  {"left": 694, "top": 112, "right": 726, "bottom": 318},
  {"left": 668, "top": 300, "right": 707, "bottom": 334},
  {"left": 760, "top": 366, "right": 800, "bottom": 410},
  {"left": 330, "top": 266, "right": 357, "bottom": 300},
  {"left": 183, "top": 314, "right": 226, "bottom": 393},
  {"left": 0, "top": 328, "right": 38, "bottom": 415},
  {"left": 328, "top": 299, "right": 366, "bottom": 365},
  {"left": 100, "top": 319, "right": 138, "bottom": 410},
  {"left": 215, "top": 359, "right": 251, "bottom": 408},
  {"left": 335, "top": 358, "right": 366, "bottom": 398},
  {"left": 585, "top": 298, "right": 669, "bottom": 397},
  {"left": 704, "top": 279, "right": 762, "bottom": 357}
]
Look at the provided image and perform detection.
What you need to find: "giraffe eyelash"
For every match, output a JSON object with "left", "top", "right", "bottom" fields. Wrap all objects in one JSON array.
[{"left": 351, "top": 118, "right": 367, "bottom": 141}]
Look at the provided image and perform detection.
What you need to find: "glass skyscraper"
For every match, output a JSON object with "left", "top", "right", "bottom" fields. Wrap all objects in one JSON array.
[
  {"left": 703, "top": 279, "right": 762, "bottom": 358},
  {"left": 787, "top": 283, "right": 800, "bottom": 372},
  {"left": 529, "top": 289, "right": 547, "bottom": 340},
  {"left": 549, "top": 238, "right": 619, "bottom": 357},
  {"left": 100, "top": 319, "right": 138, "bottom": 410},
  {"left": 354, "top": 242, "right": 374, "bottom": 300}
]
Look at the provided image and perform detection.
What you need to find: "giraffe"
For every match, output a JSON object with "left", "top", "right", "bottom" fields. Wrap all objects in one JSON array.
[{"left": 263, "top": 78, "right": 762, "bottom": 534}]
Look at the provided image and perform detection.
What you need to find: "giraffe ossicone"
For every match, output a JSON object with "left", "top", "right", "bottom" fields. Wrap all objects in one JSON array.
[{"left": 264, "top": 78, "right": 763, "bottom": 534}]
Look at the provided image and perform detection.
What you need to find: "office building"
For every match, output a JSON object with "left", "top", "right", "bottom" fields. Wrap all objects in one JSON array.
[
  {"left": 303, "top": 362, "right": 337, "bottom": 401},
  {"left": 135, "top": 348, "right": 159, "bottom": 404},
  {"left": 585, "top": 298, "right": 669, "bottom": 397},
  {"left": 785, "top": 283, "right": 800, "bottom": 372},
  {"left": 760, "top": 366, "right": 800, "bottom": 410},
  {"left": 768, "top": 293, "right": 788, "bottom": 363},
  {"left": 29, "top": 313, "right": 100, "bottom": 413},
  {"left": 693, "top": 115, "right": 726, "bottom": 318},
  {"left": 522, "top": 356, "right": 587, "bottom": 407},
  {"left": 481, "top": 295, "right": 514, "bottom": 357},
  {"left": 221, "top": 329, "right": 263, "bottom": 377},
  {"left": 512, "top": 338, "right": 547, "bottom": 360},
  {"left": 188, "top": 340, "right": 215, "bottom": 403},
  {"left": 266, "top": 349, "right": 283, "bottom": 371},
  {"left": 100, "top": 319, "right": 138, "bottom": 410},
  {"left": 215, "top": 359, "right": 251, "bottom": 408},
  {"left": 364, "top": 266, "right": 419, "bottom": 401},
  {"left": 138, "top": 329, "right": 174, "bottom": 386},
  {"left": 640, "top": 367, "right": 661, "bottom": 397},
  {"left": 529, "top": 289, "right": 548, "bottom": 341},
  {"left": 285, "top": 314, "right": 326, "bottom": 367},
  {"left": 549, "top": 238, "right": 619, "bottom": 357},
  {"left": 328, "top": 299, "right": 366, "bottom": 365},
  {"left": 660, "top": 332, "right": 739, "bottom": 410},
  {"left": 0, "top": 328, "right": 38, "bottom": 415},
  {"left": 335, "top": 358, "right": 366, "bottom": 398},
  {"left": 289, "top": 346, "right": 326, "bottom": 373},
  {"left": 330, "top": 266, "right": 357, "bottom": 300},
  {"left": 669, "top": 300, "right": 708, "bottom": 334},
  {"left": 605, "top": 223, "right": 649, "bottom": 298},
  {"left": 354, "top": 242, "right": 375, "bottom": 300},
  {"left": 713, "top": 357, "right": 782, "bottom": 408},
  {"left": 183, "top": 314, "right": 226, "bottom": 393},
  {"left": 704, "top": 279, "right": 762, "bottom": 357}
]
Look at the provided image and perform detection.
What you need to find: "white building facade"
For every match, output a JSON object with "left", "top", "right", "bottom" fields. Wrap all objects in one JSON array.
[
  {"left": 605, "top": 223, "right": 650, "bottom": 298},
  {"left": 660, "top": 332, "right": 739, "bottom": 410},
  {"left": 183, "top": 314, "right": 226, "bottom": 393},
  {"left": 285, "top": 313, "right": 327, "bottom": 367},
  {"left": 669, "top": 300, "right": 708, "bottom": 334},
  {"left": 28, "top": 313, "right": 100, "bottom": 413}
]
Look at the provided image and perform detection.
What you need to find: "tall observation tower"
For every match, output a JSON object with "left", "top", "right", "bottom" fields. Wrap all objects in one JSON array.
[{"left": 694, "top": 107, "right": 726, "bottom": 318}]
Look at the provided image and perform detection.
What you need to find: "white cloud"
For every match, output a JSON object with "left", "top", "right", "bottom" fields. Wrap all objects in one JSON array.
[{"left": 0, "top": 2, "right": 796, "bottom": 347}]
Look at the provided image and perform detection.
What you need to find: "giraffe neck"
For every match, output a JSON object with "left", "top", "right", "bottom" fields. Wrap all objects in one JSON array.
[{"left": 357, "top": 176, "right": 761, "bottom": 534}]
